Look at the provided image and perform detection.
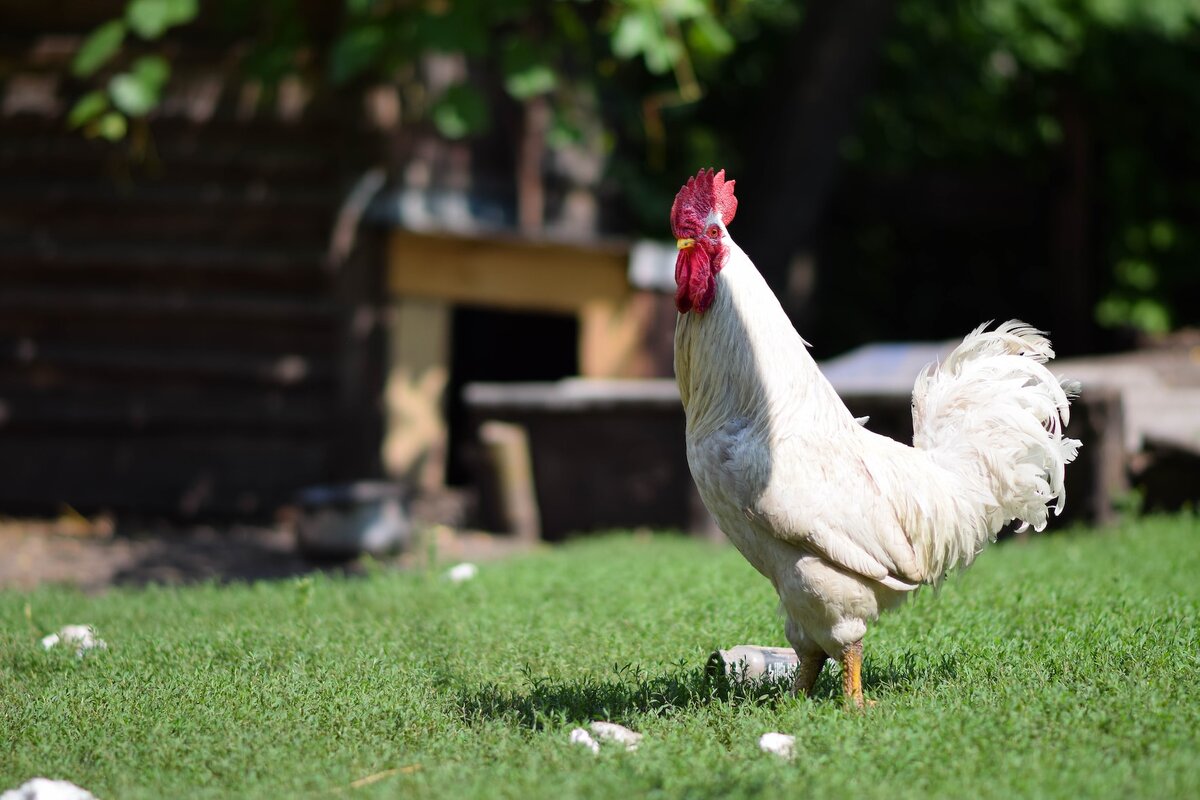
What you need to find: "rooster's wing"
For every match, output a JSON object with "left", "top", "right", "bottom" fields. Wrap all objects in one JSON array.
[{"left": 746, "top": 429, "right": 929, "bottom": 592}]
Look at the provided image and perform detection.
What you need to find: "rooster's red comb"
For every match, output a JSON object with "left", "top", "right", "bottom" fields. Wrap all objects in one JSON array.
[{"left": 670, "top": 168, "right": 737, "bottom": 232}]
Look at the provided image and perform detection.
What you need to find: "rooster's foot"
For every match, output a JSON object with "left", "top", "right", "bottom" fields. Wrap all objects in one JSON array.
[
  {"left": 840, "top": 641, "right": 873, "bottom": 709},
  {"left": 790, "top": 651, "right": 827, "bottom": 698}
]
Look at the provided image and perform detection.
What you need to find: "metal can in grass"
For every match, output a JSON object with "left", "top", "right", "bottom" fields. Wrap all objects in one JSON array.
[{"left": 707, "top": 646, "right": 799, "bottom": 681}]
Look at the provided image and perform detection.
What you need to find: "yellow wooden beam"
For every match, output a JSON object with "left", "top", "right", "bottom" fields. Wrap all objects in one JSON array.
[
  {"left": 387, "top": 231, "right": 629, "bottom": 314},
  {"left": 382, "top": 298, "right": 451, "bottom": 487}
]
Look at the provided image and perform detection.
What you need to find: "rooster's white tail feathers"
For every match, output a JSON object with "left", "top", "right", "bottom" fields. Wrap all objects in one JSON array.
[{"left": 911, "top": 321, "right": 1081, "bottom": 573}]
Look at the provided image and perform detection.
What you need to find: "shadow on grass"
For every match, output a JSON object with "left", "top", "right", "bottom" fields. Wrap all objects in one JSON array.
[
  {"left": 450, "top": 649, "right": 962, "bottom": 727},
  {"left": 451, "top": 662, "right": 800, "bottom": 729},
  {"left": 804, "top": 649, "right": 962, "bottom": 702}
]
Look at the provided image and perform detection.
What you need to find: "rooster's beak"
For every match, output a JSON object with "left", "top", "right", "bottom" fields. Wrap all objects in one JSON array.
[{"left": 676, "top": 238, "right": 695, "bottom": 250}]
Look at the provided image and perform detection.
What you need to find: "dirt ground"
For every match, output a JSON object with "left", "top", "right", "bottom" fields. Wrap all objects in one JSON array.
[{"left": 0, "top": 514, "right": 535, "bottom": 593}]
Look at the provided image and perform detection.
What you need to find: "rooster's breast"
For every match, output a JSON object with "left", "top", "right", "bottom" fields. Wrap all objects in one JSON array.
[{"left": 685, "top": 415, "right": 790, "bottom": 578}]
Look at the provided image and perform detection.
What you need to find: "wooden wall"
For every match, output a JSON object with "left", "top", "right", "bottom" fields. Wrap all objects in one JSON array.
[{"left": 0, "top": 15, "right": 384, "bottom": 519}]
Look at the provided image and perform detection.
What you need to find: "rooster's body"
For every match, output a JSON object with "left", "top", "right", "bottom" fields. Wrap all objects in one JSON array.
[{"left": 670, "top": 169, "right": 1080, "bottom": 705}]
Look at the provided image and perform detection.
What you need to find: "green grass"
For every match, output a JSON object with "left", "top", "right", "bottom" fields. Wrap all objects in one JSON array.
[{"left": 3, "top": 514, "right": 1199, "bottom": 799}]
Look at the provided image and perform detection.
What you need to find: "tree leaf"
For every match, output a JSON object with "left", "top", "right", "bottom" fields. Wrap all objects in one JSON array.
[
  {"left": 132, "top": 55, "right": 171, "bottom": 89},
  {"left": 661, "top": 0, "right": 707, "bottom": 21},
  {"left": 611, "top": 10, "right": 652, "bottom": 60},
  {"left": 688, "top": 14, "right": 734, "bottom": 57},
  {"left": 329, "top": 24, "right": 387, "bottom": 84},
  {"left": 72, "top": 20, "right": 126, "bottom": 77},
  {"left": 610, "top": 8, "right": 679, "bottom": 74},
  {"left": 431, "top": 84, "right": 490, "bottom": 139},
  {"left": 68, "top": 91, "right": 110, "bottom": 128},
  {"left": 93, "top": 111, "right": 128, "bottom": 141},
  {"left": 126, "top": 0, "right": 198, "bottom": 39},
  {"left": 548, "top": 111, "right": 584, "bottom": 148},
  {"left": 644, "top": 37, "right": 682, "bottom": 75},
  {"left": 417, "top": 5, "right": 488, "bottom": 56},
  {"left": 108, "top": 71, "right": 162, "bottom": 116},
  {"left": 502, "top": 40, "right": 557, "bottom": 100}
]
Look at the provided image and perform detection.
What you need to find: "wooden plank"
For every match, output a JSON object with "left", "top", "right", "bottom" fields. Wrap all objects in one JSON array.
[
  {"left": 0, "top": 321, "right": 334, "bottom": 358},
  {"left": 329, "top": 231, "right": 387, "bottom": 481},
  {"left": 387, "top": 231, "right": 629, "bottom": 314},
  {"left": 0, "top": 111, "right": 365, "bottom": 144},
  {"left": 0, "top": 240, "right": 327, "bottom": 275},
  {"left": 0, "top": 37, "right": 382, "bottom": 521},
  {"left": 0, "top": 179, "right": 336, "bottom": 206},
  {"left": 0, "top": 245, "right": 330, "bottom": 295},
  {"left": 0, "top": 194, "right": 334, "bottom": 247},
  {"left": 383, "top": 297, "right": 451, "bottom": 488},
  {"left": 0, "top": 1, "right": 126, "bottom": 33},
  {"left": 0, "top": 144, "right": 341, "bottom": 185},
  {"left": 0, "top": 344, "right": 334, "bottom": 388},
  {"left": 0, "top": 386, "right": 329, "bottom": 434},
  {"left": 579, "top": 292, "right": 672, "bottom": 379},
  {"left": 0, "top": 288, "right": 337, "bottom": 321},
  {"left": 0, "top": 314, "right": 335, "bottom": 355},
  {"left": 0, "top": 436, "right": 329, "bottom": 519}
]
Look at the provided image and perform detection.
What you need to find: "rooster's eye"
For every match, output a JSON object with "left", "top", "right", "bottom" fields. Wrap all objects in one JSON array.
[{"left": 707, "top": 225, "right": 721, "bottom": 239}]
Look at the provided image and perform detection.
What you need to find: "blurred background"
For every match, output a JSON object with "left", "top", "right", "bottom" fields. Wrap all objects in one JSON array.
[{"left": 2, "top": 0, "right": 1198, "bottom": 565}]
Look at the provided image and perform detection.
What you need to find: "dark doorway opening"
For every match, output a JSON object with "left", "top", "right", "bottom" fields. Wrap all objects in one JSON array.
[{"left": 445, "top": 305, "right": 578, "bottom": 486}]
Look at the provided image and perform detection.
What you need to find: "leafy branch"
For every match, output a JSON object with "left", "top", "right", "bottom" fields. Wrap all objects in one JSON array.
[
  {"left": 68, "top": 0, "right": 197, "bottom": 140},
  {"left": 65, "top": 0, "right": 748, "bottom": 142}
]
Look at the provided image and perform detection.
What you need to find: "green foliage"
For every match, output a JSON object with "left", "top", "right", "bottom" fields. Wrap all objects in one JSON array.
[
  {"left": 502, "top": 40, "right": 557, "bottom": 100},
  {"left": 71, "top": 20, "right": 127, "bottom": 78},
  {"left": 328, "top": 23, "right": 388, "bottom": 85},
  {"left": 94, "top": 112, "right": 129, "bottom": 141},
  {"left": 64, "top": 0, "right": 753, "bottom": 142},
  {"left": 611, "top": 0, "right": 690, "bottom": 75},
  {"left": 844, "top": 0, "right": 1200, "bottom": 336},
  {"left": 125, "top": 0, "right": 198, "bottom": 39},
  {"left": 2, "top": 515, "right": 1199, "bottom": 798},
  {"left": 59, "top": 0, "right": 787, "bottom": 262},
  {"left": 108, "top": 56, "right": 171, "bottom": 117},
  {"left": 432, "top": 83, "right": 491, "bottom": 139},
  {"left": 58, "top": 0, "right": 1200, "bottom": 336},
  {"left": 66, "top": 91, "right": 109, "bottom": 128},
  {"left": 67, "top": 0, "right": 196, "bottom": 140}
]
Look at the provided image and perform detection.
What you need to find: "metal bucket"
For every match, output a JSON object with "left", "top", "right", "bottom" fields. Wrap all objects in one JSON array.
[{"left": 294, "top": 481, "right": 412, "bottom": 559}]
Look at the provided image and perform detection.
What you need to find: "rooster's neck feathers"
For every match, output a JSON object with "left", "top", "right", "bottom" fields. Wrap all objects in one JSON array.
[{"left": 674, "top": 241, "right": 833, "bottom": 440}]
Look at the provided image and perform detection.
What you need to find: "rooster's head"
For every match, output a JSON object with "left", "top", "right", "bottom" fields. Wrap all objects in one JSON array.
[{"left": 670, "top": 168, "right": 737, "bottom": 314}]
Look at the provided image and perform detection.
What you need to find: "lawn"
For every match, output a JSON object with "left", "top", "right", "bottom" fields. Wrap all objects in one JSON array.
[{"left": 3, "top": 514, "right": 1198, "bottom": 799}]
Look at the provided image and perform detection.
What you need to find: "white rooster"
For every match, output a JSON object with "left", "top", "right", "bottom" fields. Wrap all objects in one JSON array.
[{"left": 671, "top": 169, "right": 1081, "bottom": 706}]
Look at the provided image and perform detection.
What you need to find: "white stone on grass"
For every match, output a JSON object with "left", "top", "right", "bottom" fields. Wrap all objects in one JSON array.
[
  {"left": 588, "top": 721, "right": 643, "bottom": 751},
  {"left": 568, "top": 727, "right": 600, "bottom": 754},
  {"left": 758, "top": 732, "right": 796, "bottom": 760},
  {"left": 445, "top": 563, "right": 479, "bottom": 583},
  {"left": 40, "top": 626, "right": 106, "bottom": 657},
  {"left": 1, "top": 778, "right": 99, "bottom": 800}
]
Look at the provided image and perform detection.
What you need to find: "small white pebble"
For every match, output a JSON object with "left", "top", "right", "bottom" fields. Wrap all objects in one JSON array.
[
  {"left": 445, "top": 563, "right": 479, "bottom": 583},
  {"left": 588, "top": 721, "right": 643, "bottom": 751},
  {"left": 1, "top": 777, "right": 99, "bottom": 800},
  {"left": 40, "top": 626, "right": 106, "bottom": 656},
  {"left": 568, "top": 727, "right": 600, "bottom": 754},
  {"left": 758, "top": 732, "right": 796, "bottom": 760}
]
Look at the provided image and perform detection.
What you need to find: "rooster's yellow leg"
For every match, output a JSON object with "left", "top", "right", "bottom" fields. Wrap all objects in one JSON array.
[
  {"left": 840, "top": 641, "right": 867, "bottom": 708},
  {"left": 791, "top": 652, "right": 826, "bottom": 697}
]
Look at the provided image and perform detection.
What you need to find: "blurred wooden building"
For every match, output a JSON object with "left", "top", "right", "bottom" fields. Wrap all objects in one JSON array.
[
  {"left": 6, "top": 3, "right": 1174, "bottom": 533},
  {"left": 0, "top": 3, "right": 677, "bottom": 522}
]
